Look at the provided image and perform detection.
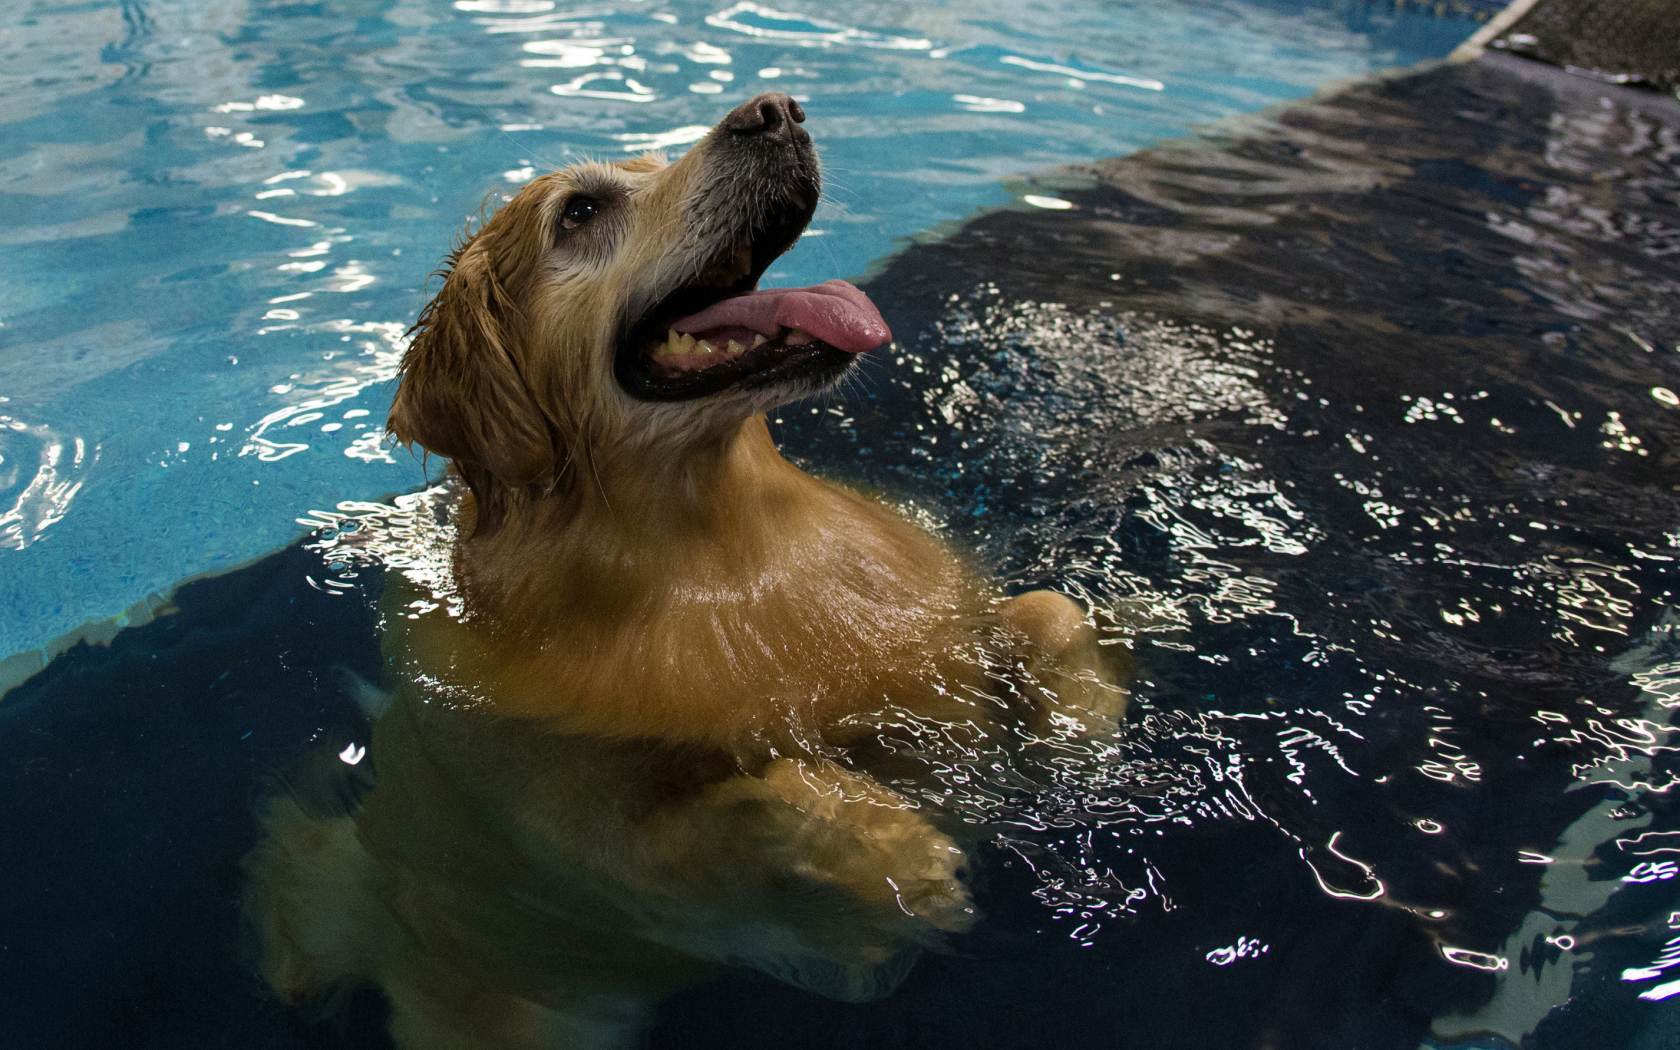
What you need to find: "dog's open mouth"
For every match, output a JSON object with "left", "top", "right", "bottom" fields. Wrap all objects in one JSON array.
[{"left": 616, "top": 240, "right": 892, "bottom": 402}]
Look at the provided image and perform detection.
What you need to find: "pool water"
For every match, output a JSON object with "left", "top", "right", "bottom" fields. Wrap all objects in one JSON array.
[
  {"left": 0, "top": 0, "right": 1483, "bottom": 667},
  {"left": 12, "top": 2, "right": 1680, "bottom": 1050}
]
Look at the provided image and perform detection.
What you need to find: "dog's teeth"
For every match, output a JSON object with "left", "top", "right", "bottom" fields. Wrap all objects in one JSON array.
[
  {"left": 752, "top": 333, "right": 767, "bottom": 349},
  {"left": 785, "top": 328, "right": 814, "bottom": 346},
  {"left": 656, "top": 330, "right": 700, "bottom": 357},
  {"left": 651, "top": 330, "right": 754, "bottom": 362}
]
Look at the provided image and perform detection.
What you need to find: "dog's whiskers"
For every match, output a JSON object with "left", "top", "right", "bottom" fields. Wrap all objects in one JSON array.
[{"left": 581, "top": 441, "right": 614, "bottom": 521}]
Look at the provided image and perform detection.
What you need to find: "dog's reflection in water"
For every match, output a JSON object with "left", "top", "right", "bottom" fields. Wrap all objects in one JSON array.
[{"left": 246, "top": 93, "right": 1125, "bottom": 1050}]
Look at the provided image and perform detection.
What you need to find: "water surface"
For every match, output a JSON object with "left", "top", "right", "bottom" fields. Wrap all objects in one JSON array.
[
  {"left": 6, "top": 41, "right": 1680, "bottom": 1050},
  {"left": 0, "top": 0, "right": 1482, "bottom": 660}
]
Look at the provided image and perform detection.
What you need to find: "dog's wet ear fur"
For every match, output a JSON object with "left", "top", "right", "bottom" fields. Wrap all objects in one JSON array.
[{"left": 389, "top": 229, "right": 559, "bottom": 525}]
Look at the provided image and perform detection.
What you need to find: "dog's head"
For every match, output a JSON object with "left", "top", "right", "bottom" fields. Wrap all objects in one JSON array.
[{"left": 388, "top": 93, "right": 888, "bottom": 515}]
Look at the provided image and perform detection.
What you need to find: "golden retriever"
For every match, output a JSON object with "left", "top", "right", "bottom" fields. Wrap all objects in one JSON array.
[{"left": 247, "top": 93, "right": 1125, "bottom": 1050}]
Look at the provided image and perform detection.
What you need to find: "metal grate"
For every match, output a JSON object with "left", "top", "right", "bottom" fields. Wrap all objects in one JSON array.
[{"left": 1493, "top": 0, "right": 1680, "bottom": 94}]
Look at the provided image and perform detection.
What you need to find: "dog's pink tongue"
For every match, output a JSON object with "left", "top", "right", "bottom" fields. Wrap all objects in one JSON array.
[{"left": 669, "top": 279, "right": 890, "bottom": 353}]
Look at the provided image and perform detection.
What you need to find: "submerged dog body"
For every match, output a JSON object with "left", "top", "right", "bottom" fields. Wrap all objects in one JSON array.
[
  {"left": 248, "top": 94, "right": 1124, "bottom": 1049},
  {"left": 399, "top": 413, "right": 985, "bottom": 752}
]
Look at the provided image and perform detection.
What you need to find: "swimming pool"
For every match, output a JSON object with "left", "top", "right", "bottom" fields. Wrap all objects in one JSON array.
[
  {"left": 0, "top": 0, "right": 1483, "bottom": 671},
  {"left": 16, "top": 2, "right": 1680, "bottom": 1049}
]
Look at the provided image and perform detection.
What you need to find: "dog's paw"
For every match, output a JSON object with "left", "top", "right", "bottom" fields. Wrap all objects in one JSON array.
[
  {"left": 848, "top": 810, "right": 976, "bottom": 934},
  {"left": 997, "top": 590, "right": 1130, "bottom": 731},
  {"left": 761, "top": 759, "right": 978, "bottom": 933}
]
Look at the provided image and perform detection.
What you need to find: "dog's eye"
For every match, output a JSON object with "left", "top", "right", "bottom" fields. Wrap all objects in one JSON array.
[{"left": 559, "top": 196, "right": 600, "bottom": 231}]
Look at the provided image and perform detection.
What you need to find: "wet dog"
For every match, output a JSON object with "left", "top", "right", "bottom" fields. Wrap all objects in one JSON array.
[{"left": 247, "top": 93, "right": 1124, "bottom": 1050}]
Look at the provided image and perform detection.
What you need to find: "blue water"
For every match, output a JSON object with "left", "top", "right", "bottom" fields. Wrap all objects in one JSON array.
[
  {"left": 14, "top": 4, "right": 1680, "bottom": 1047},
  {"left": 0, "top": 0, "right": 1483, "bottom": 662}
]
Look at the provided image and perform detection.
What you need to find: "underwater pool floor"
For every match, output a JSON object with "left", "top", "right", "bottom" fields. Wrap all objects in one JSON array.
[{"left": 6, "top": 47, "right": 1680, "bottom": 1050}]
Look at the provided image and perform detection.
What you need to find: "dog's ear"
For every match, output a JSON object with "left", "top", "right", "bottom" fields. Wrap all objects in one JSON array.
[{"left": 388, "top": 240, "right": 559, "bottom": 490}]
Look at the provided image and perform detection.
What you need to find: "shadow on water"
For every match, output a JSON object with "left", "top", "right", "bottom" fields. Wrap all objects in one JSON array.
[
  {"left": 5, "top": 49, "right": 1680, "bottom": 1050},
  {"left": 0, "top": 545, "right": 391, "bottom": 1048}
]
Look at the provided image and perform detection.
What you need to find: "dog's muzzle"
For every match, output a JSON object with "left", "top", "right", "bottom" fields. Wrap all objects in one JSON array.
[{"left": 615, "top": 94, "right": 889, "bottom": 404}]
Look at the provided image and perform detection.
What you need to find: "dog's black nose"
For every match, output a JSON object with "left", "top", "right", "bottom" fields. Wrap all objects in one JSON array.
[{"left": 721, "top": 93, "right": 806, "bottom": 142}]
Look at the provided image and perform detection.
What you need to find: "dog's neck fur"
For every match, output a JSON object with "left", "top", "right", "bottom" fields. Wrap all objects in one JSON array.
[{"left": 392, "top": 414, "right": 984, "bottom": 753}]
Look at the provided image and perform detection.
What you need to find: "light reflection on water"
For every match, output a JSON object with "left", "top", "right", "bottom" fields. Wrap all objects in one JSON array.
[
  {"left": 14, "top": 0, "right": 1680, "bottom": 1044},
  {"left": 293, "top": 302, "right": 1326, "bottom": 951},
  {"left": 0, "top": 0, "right": 1481, "bottom": 656},
  {"left": 296, "top": 240, "right": 1679, "bottom": 1033}
]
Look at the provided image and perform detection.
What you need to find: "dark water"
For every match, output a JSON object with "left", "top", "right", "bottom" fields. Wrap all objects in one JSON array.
[{"left": 6, "top": 51, "right": 1680, "bottom": 1049}]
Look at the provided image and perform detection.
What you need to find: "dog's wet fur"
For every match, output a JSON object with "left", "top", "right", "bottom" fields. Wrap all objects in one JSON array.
[{"left": 246, "top": 94, "right": 1125, "bottom": 1050}]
